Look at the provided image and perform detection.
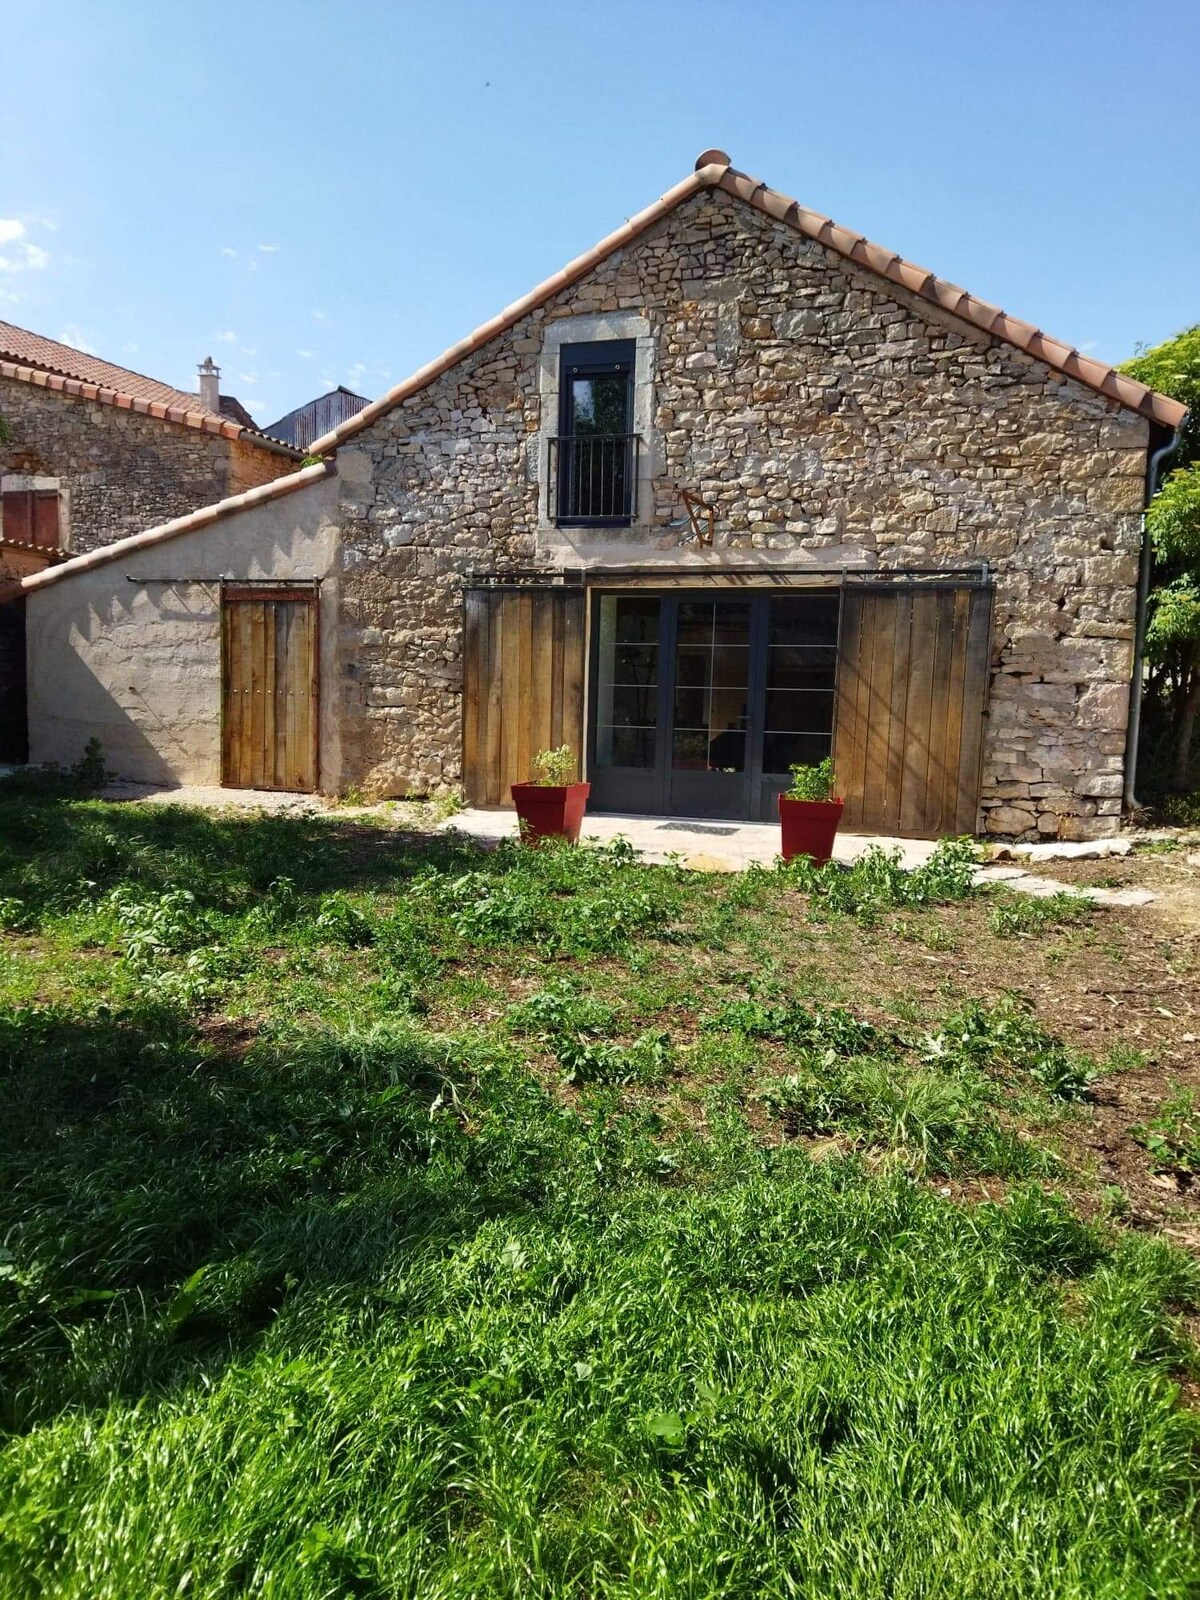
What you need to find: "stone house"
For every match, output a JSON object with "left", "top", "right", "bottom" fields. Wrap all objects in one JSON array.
[
  {"left": 19, "top": 151, "right": 1187, "bottom": 838},
  {"left": 0, "top": 323, "right": 299, "bottom": 555}
]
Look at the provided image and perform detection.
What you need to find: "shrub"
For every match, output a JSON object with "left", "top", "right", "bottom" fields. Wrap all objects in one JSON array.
[
  {"left": 988, "top": 890, "right": 1090, "bottom": 938},
  {"left": 531, "top": 745, "right": 577, "bottom": 786},
  {"left": 785, "top": 758, "right": 837, "bottom": 801},
  {"left": 782, "top": 837, "right": 978, "bottom": 923}
]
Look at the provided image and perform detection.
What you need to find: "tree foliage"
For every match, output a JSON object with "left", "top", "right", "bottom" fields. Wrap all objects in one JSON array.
[{"left": 1119, "top": 326, "right": 1200, "bottom": 792}]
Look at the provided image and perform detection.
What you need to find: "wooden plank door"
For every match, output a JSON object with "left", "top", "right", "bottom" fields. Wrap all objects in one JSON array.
[
  {"left": 221, "top": 586, "right": 318, "bottom": 791},
  {"left": 832, "top": 583, "right": 992, "bottom": 837},
  {"left": 462, "top": 586, "right": 585, "bottom": 806}
]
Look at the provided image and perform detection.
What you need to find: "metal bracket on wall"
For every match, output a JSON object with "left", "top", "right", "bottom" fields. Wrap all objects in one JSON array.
[{"left": 680, "top": 490, "right": 715, "bottom": 546}]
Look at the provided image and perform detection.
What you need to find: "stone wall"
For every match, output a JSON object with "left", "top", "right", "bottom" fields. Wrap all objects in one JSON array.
[
  {"left": 0, "top": 377, "right": 291, "bottom": 555},
  {"left": 331, "top": 188, "right": 1148, "bottom": 837}
]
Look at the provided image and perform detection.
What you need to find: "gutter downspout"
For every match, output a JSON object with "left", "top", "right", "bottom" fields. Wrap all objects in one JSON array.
[{"left": 1123, "top": 425, "right": 1182, "bottom": 812}]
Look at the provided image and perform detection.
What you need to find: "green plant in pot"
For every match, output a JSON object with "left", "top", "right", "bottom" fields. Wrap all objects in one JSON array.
[
  {"left": 511, "top": 745, "right": 591, "bottom": 844},
  {"left": 778, "top": 756, "right": 844, "bottom": 863}
]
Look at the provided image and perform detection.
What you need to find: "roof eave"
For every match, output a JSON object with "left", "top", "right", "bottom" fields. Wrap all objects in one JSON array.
[{"left": 304, "top": 149, "right": 1184, "bottom": 451}]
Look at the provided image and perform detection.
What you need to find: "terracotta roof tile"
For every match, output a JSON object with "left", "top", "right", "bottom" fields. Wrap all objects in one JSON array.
[
  {"left": 0, "top": 320, "right": 298, "bottom": 452},
  {"left": 307, "top": 153, "right": 1185, "bottom": 453}
]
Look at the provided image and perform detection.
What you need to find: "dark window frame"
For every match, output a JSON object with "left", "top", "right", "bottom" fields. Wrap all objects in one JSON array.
[{"left": 553, "top": 340, "right": 638, "bottom": 527}]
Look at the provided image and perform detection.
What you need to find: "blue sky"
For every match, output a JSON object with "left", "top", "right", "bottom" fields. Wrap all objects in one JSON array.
[{"left": 2, "top": 0, "right": 1197, "bottom": 427}]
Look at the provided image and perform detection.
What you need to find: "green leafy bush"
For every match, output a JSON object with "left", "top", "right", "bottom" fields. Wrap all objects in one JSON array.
[
  {"left": 988, "top": 890, "right": 1090, "bottom": 938},
  {"left": 785, "top": 757, "right": 837, "bottom": 801},
  {"left": 531, "top": 745, "right": 577, "bottom": 785},
  {"left": 783, "top": 837, "right": 978, "bottom": 922}
]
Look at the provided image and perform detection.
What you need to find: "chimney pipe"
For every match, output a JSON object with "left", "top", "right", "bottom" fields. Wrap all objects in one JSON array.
[{"left": 197, "top": 355, "right": 220, "bottom": 414}]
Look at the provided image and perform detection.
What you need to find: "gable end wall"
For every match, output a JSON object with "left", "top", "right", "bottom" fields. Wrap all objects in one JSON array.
[{"left": 334, "top": 189, "right": 1146, "bottom": 836}]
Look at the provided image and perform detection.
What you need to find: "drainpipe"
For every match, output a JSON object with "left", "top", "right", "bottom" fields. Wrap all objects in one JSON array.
[{"left": 1123, "top": 424, "right": 1182, "bottom": 812}]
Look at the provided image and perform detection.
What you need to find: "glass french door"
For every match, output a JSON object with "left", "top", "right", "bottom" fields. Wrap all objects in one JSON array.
[{"left": 588, "top": 589, "right": 839, "bottom": 820}]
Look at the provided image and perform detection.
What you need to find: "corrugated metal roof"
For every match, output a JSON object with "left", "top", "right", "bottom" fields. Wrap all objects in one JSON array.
[{"left": 264, "top": 387, "right": 370, "bottom": 450}]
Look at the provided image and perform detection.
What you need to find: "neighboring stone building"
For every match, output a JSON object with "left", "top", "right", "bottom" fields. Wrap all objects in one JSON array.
[
  {"left": 20, "top": 152, "right": 1188, "bottom": 838},
  {"left": 0, "top": 324, "right": 299, "bottom": 555}
]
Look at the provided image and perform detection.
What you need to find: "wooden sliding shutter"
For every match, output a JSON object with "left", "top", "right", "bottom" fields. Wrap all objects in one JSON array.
[
  {"left": 462, "top": 586, "right": 586, "bottom": 806},
  {"left": 833, "top": 583, "right": 992, "bottom": 837},
  {"left": 221, "top": 586, "right": 318, "bottom": 792}
]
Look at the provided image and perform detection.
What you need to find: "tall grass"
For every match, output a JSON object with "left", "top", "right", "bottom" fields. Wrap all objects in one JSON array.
[{"left": 0, "top": 791, "right": 1197, "bottom": 1596}]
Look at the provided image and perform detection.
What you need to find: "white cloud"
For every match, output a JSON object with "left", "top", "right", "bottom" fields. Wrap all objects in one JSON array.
[
  {"left": 122, "top": 342, "right": 140, "bottom": 354},
  {"left": 220, "top": 246, "right": 237, "bottom": 259},
  {"left": 215, "top": 329, "right": 239, "bottom": 344},
  {"left": 257, "top": 243, "right": 280, "bottom": 254},
  {"left": 59, "top": 325, "right": 97, "bottom": 355},
  {"left": 0, "top": 219, "right": 51, "bottom": 273},
  {"left": 311, "top": 309, "right": 327, "bottom": 321},
  {"left": 239, "top": 345, "right": 257, "bottom": 356},
  {"left": 297, "top": 348, "right": 314, "bottom": 359},
  {"left": 238, "top": 371, "right": 260, "bottom": 386}
]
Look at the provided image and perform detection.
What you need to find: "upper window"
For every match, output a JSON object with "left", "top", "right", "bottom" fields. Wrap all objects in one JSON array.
[
  {"left": 1, "top": 489, "right": 60, "bottom": 549},
  {"left": 554, "top": 340, "right": 638, "bottom": 525}
]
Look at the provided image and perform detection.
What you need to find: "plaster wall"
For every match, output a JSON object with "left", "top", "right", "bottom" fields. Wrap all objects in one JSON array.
[{"left": 26, "top": 475, "right": 341, "bottom": 788}]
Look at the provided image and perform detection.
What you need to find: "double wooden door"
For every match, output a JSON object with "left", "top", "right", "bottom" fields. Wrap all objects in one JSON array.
[{"left": 221, "top": 586, "right": 318, "bottom": 792}]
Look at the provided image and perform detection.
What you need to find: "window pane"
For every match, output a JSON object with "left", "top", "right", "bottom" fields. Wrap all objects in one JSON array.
[
  {"left": 768, "top": 646, "right": 837, "bottom": 691},
  {"left": 600, "top": 725, "right": 656, "bottom": 769},
  {"left": 612, "top": 644, "right": 657, "bottom": 687},
  {"left": 768, "top": 594, "right": 840, "bottom": 648},
  {"left": 707, "top": 730, "right": 746, "bottom": 773},
  {"left": 674, "top": 648, "right": 710, "bottom": 689},
  {"left": 596, "top": 596, "right": 660, "bottom": 770},
  {"left": 765, "top": 690, "right": 835, "bottom": 735},
  {"left": 712, "top": 646, "right": 750, "bottom": 688},
  {"left": 764, "top": 731, "right": 833, "bottom": 775},
  {"left": 612, "top": 598, "right": 659, "bottom": 644},
  {"left": 672, "top": 730, "right": 710, "bottom": 769},
  {"left": 676, "top": 603, "right": 713, "bottom": 646},
  {"left": 673, "top": 686, "right": 708, "bottom": 730},
  {"left": 569, "top": 373, "right": 629, "bottom": 436},
  {"left": 609, "top": 684, "right": 657, "bottom": 728}
]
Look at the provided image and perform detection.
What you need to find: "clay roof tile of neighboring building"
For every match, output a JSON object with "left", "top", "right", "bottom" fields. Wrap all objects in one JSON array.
[
  {"left": 0, "top": 320, "right": 298, "bottom": 452},
  {"left": 306, "top": 151, "right": 1186, "bottom": 455}
]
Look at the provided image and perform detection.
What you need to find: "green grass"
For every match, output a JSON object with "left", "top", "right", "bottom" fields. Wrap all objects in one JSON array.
[{"left": 0, "top": 784, "right": 1197, "bottom": 1597}]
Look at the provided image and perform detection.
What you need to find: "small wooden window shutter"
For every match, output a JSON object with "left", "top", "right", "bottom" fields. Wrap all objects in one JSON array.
[
  {"left": 1, "top": 490, "right": 61, "bottom": 549},
  {"left": 462, "top": 586, "right": 586, "bottom": 805}
]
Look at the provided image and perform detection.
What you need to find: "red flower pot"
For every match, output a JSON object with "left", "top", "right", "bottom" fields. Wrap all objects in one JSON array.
[
  {"left": 511, "top": 782, "right": 591, "bottom": 844},
  {"left": 778, "top": 795, "right": 845, "bottom": 863}
]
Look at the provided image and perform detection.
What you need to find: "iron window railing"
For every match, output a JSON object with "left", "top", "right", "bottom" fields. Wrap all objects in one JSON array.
[{"left": 549, "top": 433, "right": 641, "bottom": 525}]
